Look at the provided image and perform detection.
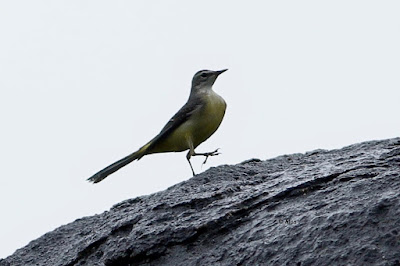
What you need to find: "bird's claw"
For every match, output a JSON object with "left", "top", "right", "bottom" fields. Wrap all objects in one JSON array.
[{"left": 202, "top": 148, "right": 220, "bottom": 165}]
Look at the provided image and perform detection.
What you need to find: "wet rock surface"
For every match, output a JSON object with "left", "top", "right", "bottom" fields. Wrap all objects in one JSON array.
[{"left": 2, "top": 138, "right": 400, "bottom": 266}]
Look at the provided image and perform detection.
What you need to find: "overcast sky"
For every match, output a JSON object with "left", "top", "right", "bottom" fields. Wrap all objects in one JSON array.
[{"left": 1, "top": 1, "right": 399, "bottom": 258}]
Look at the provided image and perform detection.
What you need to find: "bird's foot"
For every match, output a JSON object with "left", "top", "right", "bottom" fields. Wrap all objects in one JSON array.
[{"left": 198, "top": 148, "right": 220, "bottom": 165}]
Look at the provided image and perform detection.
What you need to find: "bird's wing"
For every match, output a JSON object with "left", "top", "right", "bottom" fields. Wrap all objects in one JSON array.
[{"left": 146, "top": 96, "right": 204, "bottom": 151}]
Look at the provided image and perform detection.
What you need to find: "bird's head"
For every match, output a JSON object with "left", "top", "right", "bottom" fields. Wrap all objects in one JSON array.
[{"left": 191, "top": 69, "right": 228, "bottom": 91}]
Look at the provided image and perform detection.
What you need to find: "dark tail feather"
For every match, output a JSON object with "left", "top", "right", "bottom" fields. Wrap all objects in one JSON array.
[{"left": 87, "top": 151, "right": 142, "bottom": 183}]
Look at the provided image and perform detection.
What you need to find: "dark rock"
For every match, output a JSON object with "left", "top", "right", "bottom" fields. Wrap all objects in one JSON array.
[{"left": 2, "top": 138, "right": 400, "bottom": 266}]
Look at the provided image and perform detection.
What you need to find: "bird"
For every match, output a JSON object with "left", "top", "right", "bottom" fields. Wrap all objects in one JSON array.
[{"left": 87, "top": 69, "right": 228, "bottom": 183}]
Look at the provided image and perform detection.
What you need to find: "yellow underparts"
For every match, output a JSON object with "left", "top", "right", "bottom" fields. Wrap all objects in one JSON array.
[{"left": 147, "top": 91, "right": 226, "bottom": 154}]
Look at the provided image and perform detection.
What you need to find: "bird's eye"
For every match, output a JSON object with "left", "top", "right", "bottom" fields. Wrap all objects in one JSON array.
[{"left": 201, "top": 73, "right": 208, "bottom": 78}]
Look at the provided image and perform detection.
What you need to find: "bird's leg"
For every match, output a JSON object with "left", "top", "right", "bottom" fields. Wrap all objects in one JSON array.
[
  {"left": 192, "top": 148, "right": 220, "bottom": 165},
  {"left": 186, "top": 150, "right": 196, "bottom": 176}
]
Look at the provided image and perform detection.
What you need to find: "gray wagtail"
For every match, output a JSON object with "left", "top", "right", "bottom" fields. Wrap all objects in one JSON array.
[{"left": 87, "top": 69, "right": 227, "bottom": 183}]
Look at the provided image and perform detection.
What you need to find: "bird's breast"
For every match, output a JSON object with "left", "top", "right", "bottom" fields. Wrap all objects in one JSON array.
[
  {"left": 190, "top": 91, "right": 226, "bottom": 148},
  {"left": 152, "top": 91, "right": 226, "bottom": 153}
]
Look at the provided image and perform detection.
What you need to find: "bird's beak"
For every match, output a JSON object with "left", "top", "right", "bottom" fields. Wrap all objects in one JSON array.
[{"left": 215, "top": 69, "right": 228, "bottom": 76}]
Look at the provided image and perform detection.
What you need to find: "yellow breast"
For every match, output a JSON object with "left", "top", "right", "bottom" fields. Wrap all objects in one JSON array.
[
  {"left": 149, "top": 91, "right": 226, "bottom": 153},
  {"left": 189, "top": 91, "right": 226, "bottom": 148}
]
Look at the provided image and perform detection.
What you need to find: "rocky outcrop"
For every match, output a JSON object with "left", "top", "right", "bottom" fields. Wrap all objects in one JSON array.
[{"left": 2, "top": 138, "right": 400, "bottom": 266}]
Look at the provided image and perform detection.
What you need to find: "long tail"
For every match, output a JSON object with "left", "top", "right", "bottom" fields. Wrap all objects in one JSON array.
[{"left": 87, "top": 146, "right": 147, "bottom": 183}]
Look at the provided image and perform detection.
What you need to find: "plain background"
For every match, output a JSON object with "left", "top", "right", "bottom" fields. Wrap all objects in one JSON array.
[{"left": 1, "top": 1, "right": 399, "bottom": 258}]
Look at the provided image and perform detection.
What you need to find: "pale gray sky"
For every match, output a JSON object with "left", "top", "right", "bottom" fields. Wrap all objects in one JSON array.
[{"left": 1, "top": 1, "right": 399, "bottom": 258}]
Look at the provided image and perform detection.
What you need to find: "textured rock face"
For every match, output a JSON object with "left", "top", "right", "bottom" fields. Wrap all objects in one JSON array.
[{"left": 2, "top": 138, "right": 400, "bottom": 266}]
